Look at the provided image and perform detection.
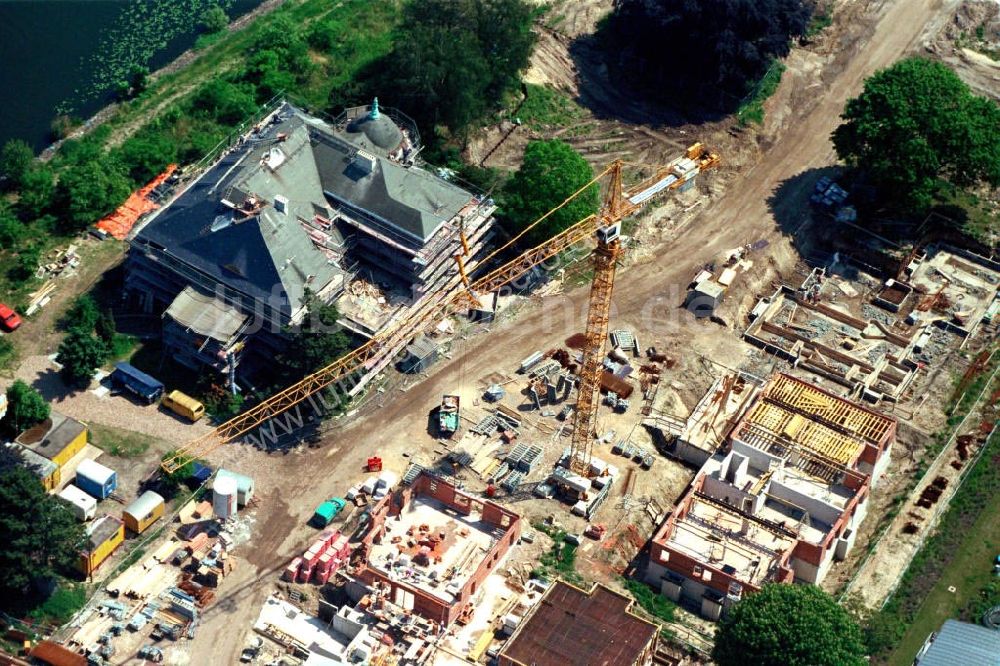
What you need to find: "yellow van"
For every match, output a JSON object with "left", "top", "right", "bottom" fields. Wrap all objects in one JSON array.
[{"left": 162, "top": 390, "right": 206, "bottom": 422}]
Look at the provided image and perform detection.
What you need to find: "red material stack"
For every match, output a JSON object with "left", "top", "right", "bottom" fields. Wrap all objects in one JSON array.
[{"left": 283, "top": 557, "right": 302, "bottom": 582}]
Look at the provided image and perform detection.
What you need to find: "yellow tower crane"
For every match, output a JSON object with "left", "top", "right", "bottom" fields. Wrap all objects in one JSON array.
[{"left": 160, "top": 145, "right": 719, "bottom": 474}]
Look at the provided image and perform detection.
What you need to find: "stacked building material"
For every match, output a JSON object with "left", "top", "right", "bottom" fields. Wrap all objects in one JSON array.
[{"left": 288, "top": 529, "right": 352, "bottom": 585}]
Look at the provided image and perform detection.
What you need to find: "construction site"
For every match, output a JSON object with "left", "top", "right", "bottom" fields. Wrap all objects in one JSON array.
[
  {"left": 20, "top": 119, "right": 996, "bottom": 665},
  {"left": 7, "top": 2, "right": 1000, "bottom": 665}
]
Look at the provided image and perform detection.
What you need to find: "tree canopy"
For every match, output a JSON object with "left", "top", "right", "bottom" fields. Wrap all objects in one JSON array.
[
  {"left": 712, "top": 584, "right": 866, "bottom": 666},
  {"left": 55, "top": 160, "right": 132, "bottom": 231},
  {"left": 0, "top": 207, "right": 25, "bottom": 249},
  {"left": 833, "top": 57, "right": 1000, "bottom": 211},
  {"left": 0, "top": 139, "right": 35, "bottom": 189},
  {"left": 362, "top": 0, "right": 535, "bottom": 135},
  {"left": 3, "top": 380, "right": 50, "bottom": 435},
  {"left": 56, "top": 329, "right": 110, "bottom": 387},
  {"left": 200, "top": 5, "right": 229, "bottom": 34},
  {"left": 0, "top": 466, "right": 85, "bottom": 594},
  {"left": 603, "top": 0, "right": 812, "bottom": 115},
  {"left": 117, "top": 131, "right": 178, "bottom": 184},
  {"left": 277, "top": 291, "right": 353, "bottom": 386},
  {"left": 502, "top": 140, "right": 599, "bottom": 245}
]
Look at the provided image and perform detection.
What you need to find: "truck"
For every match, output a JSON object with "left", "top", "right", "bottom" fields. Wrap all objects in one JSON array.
[
  {"left": 110, "top": 362, "right": 164, "bottom": 404},
  {"left": 439, "top": 394, "right": 460, "bottom": 437},
  {"left": 310, "top": 498, "right": 347, "bottom": 528}
]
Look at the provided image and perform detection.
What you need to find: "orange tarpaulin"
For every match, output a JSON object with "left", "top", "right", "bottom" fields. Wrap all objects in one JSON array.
[{"left": 96, "top": 164, "right": 177, "bottom": 240}]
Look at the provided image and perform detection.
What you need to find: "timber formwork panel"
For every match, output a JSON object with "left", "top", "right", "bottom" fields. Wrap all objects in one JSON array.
[
  {"left": 744, "top": 402, "right": 860, "bottom": 466},
  {"left": 765, "top": 375, "right": 893, "bottom": 445}
]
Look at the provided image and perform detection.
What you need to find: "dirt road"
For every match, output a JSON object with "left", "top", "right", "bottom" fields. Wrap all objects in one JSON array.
[{"left": 189, "top": 1, "right": 959, "bottom": 661}]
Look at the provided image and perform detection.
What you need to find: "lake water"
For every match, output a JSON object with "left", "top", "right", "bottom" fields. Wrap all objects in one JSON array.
[{"left": 0, "top": 0, "right": 263, "bottom": 152}]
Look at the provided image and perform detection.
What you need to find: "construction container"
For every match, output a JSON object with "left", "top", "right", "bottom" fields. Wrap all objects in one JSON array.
[
  {"left": 212, "top": 475, "right": 237, "bottom": 521},
  {"left": 110, "top": 362, "right": 164, "bottom": 404},
  {"left": 161, "top": 390, "right": 205, "bottom": 422},
  {"left": 123, "top": 491, "right": 165, "bottom": 534},
  {"left": 75, "top": 458, "right": 118, "bottom": 499},
  {"left": 77, "top": 515, "right": 125, "bottom": 575},
  {"left": 8, "top": 442, "right": 60, "bottom": 491},
  {"left": 59, "top": 484, "right": 97, "bottom": 521},
  {"left": 16, "top": 411, "right": 88, "bottom": 468},
  {"left": 214, "top": 469, "right": 254, "bottom": 506}
]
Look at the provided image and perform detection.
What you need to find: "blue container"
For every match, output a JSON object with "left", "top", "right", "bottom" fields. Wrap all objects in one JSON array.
[
  {"left": 75, "top": 459, "right": 118, "bottom": 499},
  {"left": 190, "top": 463, "right": 213, "bottom": 484}
]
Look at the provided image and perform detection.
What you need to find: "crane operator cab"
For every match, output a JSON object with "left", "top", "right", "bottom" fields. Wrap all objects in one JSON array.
[{"left": 596, "top": 222, "right": 622, "bottom": 246}]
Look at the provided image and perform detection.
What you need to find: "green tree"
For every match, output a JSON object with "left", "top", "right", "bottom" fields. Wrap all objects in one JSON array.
[
  {"left": 0, "top": 139, "right": 34, "bottom": 189},
  {"left": 130, "top": 65, "right": 150, "bottom": 94},
  {"left": 833, "top": 57, "right": 1000, "bottom": 210},
  {"left": 0, "top": 207, "right": 25, "bottom": 249},
  {"left": 200, "top": 381, "right": 245, "bottom": 420},
  {"left": 117, "top": 131, "right": 177, "bottom": 184},
  {"left": 18, "top": 166, "right": 55, "bottom": 217},
  {"left": 61, "top": 295, "right": 101, "bottom": 333},
  {"left": 192, "top": 79, "right": 258, "bottom": 125},
  {"left": 55, "top": 160, "right": 132, "bottom": 231},
  {"left": 8, "top": 243, "right": 41, "bottom": 283},
  {"left": 158, "top": 450, "right": 195, "bottom": 497},
  {"left": 251, "top": 14, "right": 312, "bottom": 77},
  {"left": 56, "top": 329, "right": 109, "bottom": 387},
  {"left": 375, "top": 0, "right": 535, "bottom": 135},
  {"left": 3, "top": 380, "right": 50, "bottom": 434},
  {"left": 242, "top": 50, "right": 298, "bottom": 101},
  {"left": 0, "top": 466, "right": 85, "bottom": 594},
  {"left": 278, "top": 292, "right": 352, "bottom": 384},
  {"left": 502, "top": 140, "right": 599, "bottom": 244},
  {"left": 604, "top": 0, "right": 811, "bottom": 114},
  {"left": 200, "top": 5, "right": 229, "bottom": 34},
  {"left": 712, "top": 584, "right": 866, "bottom": 666}
]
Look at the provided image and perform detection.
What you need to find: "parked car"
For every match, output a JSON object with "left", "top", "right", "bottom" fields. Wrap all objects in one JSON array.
[{"left": 0, "top": 303, "right": 22, "bottom": 331}]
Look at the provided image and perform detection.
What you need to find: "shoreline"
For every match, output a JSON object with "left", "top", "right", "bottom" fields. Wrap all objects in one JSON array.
[{"left": 39, "top": 0, "right": 288, "bottom": 161}]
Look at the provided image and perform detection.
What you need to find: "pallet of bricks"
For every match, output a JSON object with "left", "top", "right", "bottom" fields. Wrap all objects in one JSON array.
[{"left": 284, "top": 528, "right": 351, "bottom": 585}]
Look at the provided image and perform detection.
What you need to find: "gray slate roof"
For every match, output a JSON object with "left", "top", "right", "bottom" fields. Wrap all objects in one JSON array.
[
  {"left": 918, "top": 620, "right": 1000, "bottom": 666},
  {"left": 135, "top": 103, "right": 472, "bottom": 317}
]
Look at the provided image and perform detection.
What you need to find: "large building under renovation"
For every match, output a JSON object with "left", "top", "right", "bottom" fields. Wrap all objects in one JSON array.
[
  {"left": 125, "top": 100, "right": 495, "bottom": 378},
  {"left": 646, "top": 373, "right": 895, "bottom": 619}
]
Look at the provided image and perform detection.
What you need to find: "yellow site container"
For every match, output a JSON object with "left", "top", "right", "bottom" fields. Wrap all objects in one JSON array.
[
  {"left": 77, "top": 515, "right": 124, "bottom": 576},
  {"left": 161, "top": 390, "right": 205, "bottom": 422},
  {"left": 123, "top": 490, "right": 165, "bottom": 534}
]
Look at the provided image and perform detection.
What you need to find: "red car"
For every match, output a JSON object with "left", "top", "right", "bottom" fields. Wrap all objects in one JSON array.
[{"left": 0, "top": 303, "right": 22, "bottom": 332}]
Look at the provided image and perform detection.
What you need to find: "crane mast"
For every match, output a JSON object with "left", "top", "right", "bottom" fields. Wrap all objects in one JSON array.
[{"left": 567, "top": 161, "right": 628, "bottom": 476}]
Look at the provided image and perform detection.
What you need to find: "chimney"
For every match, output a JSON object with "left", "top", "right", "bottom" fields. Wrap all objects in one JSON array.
[{"left": 274, "top": 195, "right": 289, "bottom": 215}]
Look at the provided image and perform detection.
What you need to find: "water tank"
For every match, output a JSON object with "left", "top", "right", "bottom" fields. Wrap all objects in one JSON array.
[{"left": 213, "top": 476, "right": 237, "bottom": 520}]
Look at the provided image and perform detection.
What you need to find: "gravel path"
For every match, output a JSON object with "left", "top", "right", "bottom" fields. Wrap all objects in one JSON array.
[{"left": 5, "top": 355, "right": 213, "bottom": 445}]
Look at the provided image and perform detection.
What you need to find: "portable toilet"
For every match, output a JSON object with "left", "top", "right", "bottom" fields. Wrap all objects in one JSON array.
[
  {"left": 58, "top": 485, "right": 97, "bottom": 521},
  {"left": 123, "top": 491, "right": 165, "bottom": 534},
  {"left": 75, "top": 458, "right": 118, "bottom": 499}
]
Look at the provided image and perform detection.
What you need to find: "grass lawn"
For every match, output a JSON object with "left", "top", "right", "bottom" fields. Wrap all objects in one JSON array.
[
  {"left": 88, "top": 422, "right": 164, "bottom": 458},
  {"left": 514, "top": 83, "right": 587, "bottom": 131},
  {"left": 886, "top": 461, "right": 1000, "bottom": 664}
]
